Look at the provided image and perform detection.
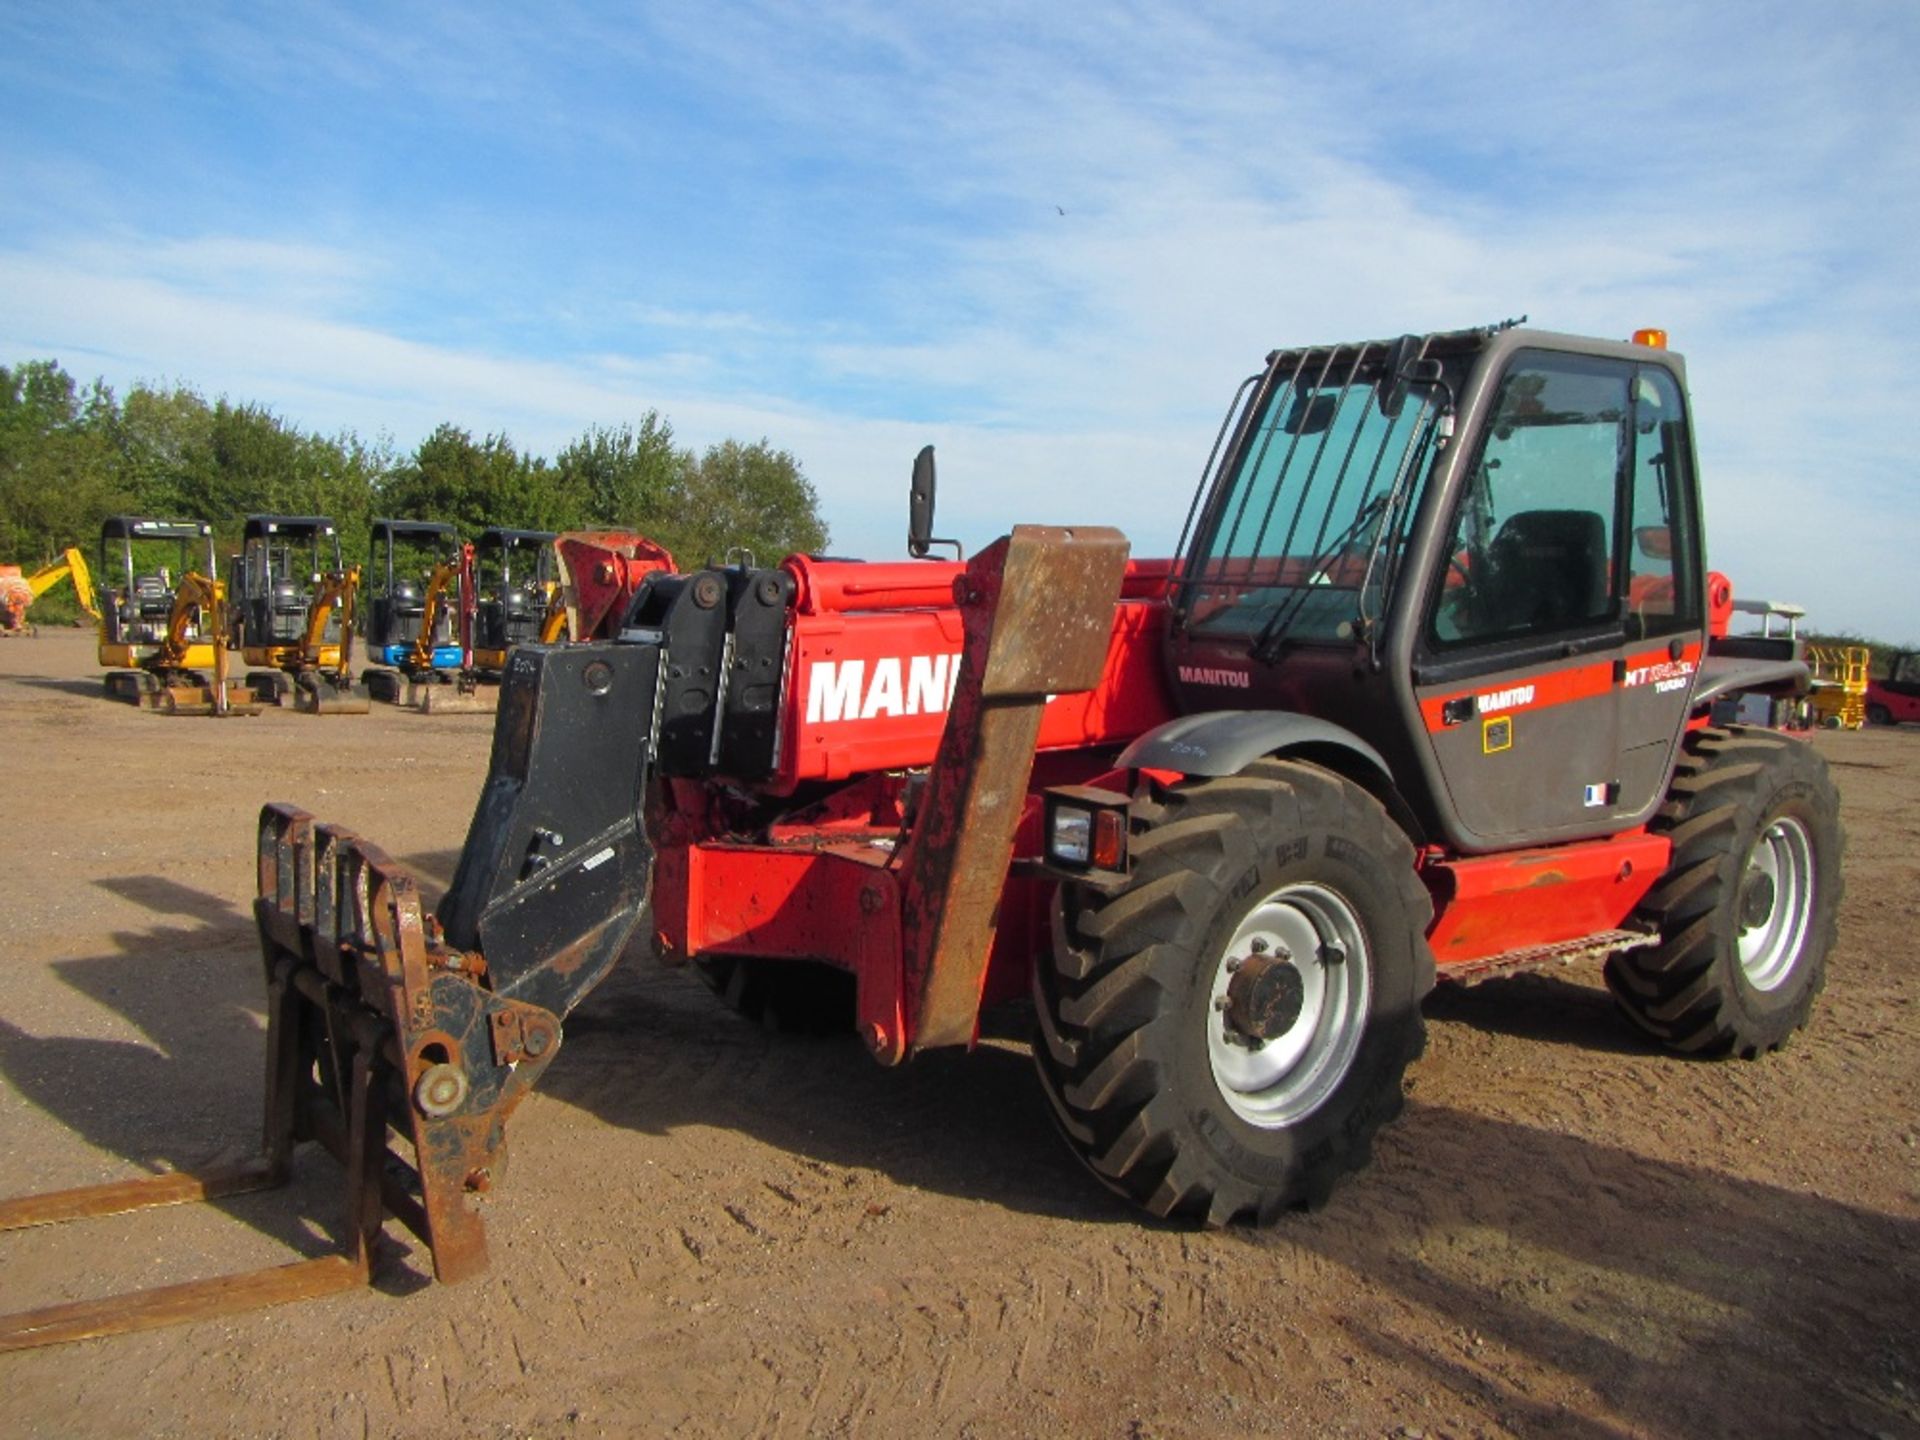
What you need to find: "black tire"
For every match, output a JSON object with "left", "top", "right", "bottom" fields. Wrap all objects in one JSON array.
[
  {"left": 1033, "top": 759, "right": 1434, "bottom": 1226},
  {"left": 1866, "top": 703, "right": 1892, "bottom": 727},
  {"left": 693, "top": 955, "right": 856, "bottom": 1036},
  {"left": 1605, "top": 726, "right": 1843, "bottom": 1057}
]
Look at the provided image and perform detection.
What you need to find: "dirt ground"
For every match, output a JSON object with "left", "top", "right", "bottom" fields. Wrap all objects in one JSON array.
[{"left": 0, "top": 628, "right": 1915, "bottom": 1440}]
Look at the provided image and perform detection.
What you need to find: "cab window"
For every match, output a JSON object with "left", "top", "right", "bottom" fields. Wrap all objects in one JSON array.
[{"left": 1429, "top": 350, "right": 1700, "bottom": 648}]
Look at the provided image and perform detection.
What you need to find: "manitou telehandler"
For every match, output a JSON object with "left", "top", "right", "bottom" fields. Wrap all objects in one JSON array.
[
  {"left": 231, "top": 515, "right": 370, "bottom": 714},
  {"left": 0, "top": 324, "right": 1842, "bottom": 1350}
]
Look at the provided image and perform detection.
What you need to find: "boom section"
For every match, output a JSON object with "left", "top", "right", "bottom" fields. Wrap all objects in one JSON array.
[{"left": 774, "top": 552, "right": 1177, "bottom": 786}]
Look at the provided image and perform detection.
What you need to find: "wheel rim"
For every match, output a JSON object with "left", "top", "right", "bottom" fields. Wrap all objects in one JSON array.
[
  {"left": 1205, "top": 882, "right": 1371, "bottom": 1127},
  {"left": 1737, "top": 816, "right": 1814, "bottom": 992}
]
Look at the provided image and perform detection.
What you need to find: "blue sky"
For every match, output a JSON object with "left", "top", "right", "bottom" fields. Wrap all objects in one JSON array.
[{"left": 2, "top": 2, "right": 1915, "bottom": 641}]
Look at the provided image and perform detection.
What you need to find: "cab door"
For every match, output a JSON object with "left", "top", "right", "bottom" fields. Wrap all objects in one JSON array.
[{"left": 1411, "top": 347, "right": 1704, "bottom": 850}]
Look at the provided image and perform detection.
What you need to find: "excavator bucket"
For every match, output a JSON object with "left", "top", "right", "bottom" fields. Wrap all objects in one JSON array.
[
  {"left": 412, "top": 679, "right": 494, "bottom": 714},
  {"left": 364, "top": 669, "right": 494, "bottom": 713},
  {"left": 140, "top": 680, "right": 262, "bottom": 717},
  {"left": 135, "top": 636, "right": 261, "bottom": 717},
  {"left": 292, "top": 672, "right": 372, "bottom": 715}
]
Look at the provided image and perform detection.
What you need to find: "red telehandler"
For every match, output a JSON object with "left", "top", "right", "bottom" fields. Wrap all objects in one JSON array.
[{"left": 0, "top": 324, "right": 1841, "bottom": 1348}]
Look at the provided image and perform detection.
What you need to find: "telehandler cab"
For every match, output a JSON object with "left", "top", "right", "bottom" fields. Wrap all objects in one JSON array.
[
  {"left": 0, "top": 324, "right": 1841, "bottom": 1350},
  {"left": 232, "top": 515, "right": 370, "bottom": 714}
]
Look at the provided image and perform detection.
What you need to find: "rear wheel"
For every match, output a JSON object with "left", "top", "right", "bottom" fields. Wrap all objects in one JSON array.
[
  {"left": 1606, "top": 726, "right": 1842, "bottom": 1056},
  {"left": 1866, "top": 702, "right": 1892, "bottom": 726},
  {"left": 1034, "top": 759, "right": 1433, "bottom": 1225}
]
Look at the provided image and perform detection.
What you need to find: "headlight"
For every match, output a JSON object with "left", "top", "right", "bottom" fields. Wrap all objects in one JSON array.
[
  {"left": 1042, "top": 785, "right": 1130, "bottom": 874},
  {"left": 1050, "top": 806, "right": 1093, "bottom": 865}
]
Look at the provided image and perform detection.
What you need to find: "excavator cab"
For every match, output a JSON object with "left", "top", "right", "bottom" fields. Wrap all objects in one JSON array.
[
  {"left": 236, "top": 515, "right": 369, "bottom": 713},
  {"left": 95, "top": 518, "right": 220, "bottom": 700},
  {"left": 471, "top": 527, "right": 557, "bottom": 676},
  {"left": 362, "top": 519, "right": 461, "bottom": 677}
]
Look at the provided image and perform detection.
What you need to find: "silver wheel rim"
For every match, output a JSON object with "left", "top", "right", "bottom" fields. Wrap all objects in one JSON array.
[
  {"left": 1205, "top": 882, "right": 1371, "bottom": 1127},
  {"left": 1738, "top": 816, "right": 1814, "bottom": 992}
]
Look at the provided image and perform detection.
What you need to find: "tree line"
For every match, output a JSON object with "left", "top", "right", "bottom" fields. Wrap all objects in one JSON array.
[{"left": 0, "top": 358, "right": 831, "bottom": 604}]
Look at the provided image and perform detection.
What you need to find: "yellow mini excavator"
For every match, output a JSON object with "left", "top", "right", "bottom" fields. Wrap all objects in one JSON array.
[
  {"left": 0, "top": 546, "right": 99, "bottom": 635},
  {"left": 231, "top": 515, "right": 370, "bottom": 714}
]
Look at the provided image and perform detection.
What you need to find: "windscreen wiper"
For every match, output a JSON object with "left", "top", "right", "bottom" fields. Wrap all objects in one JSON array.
[{"left": 1249, "top": 491, "right": 1390, "bottom": 663}]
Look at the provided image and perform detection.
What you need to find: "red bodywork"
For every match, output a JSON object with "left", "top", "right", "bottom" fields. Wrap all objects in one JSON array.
[
  {"left": 628, "top": 549, "right": 1675, "bottom": 1061},
  {"left": 1866, "top": 678, "right": 1920, "bottom": 725}
]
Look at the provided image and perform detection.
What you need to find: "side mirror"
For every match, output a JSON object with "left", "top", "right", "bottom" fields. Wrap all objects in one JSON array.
[
  {"left": 907, "top": 445, "right": 962, "bottom": 560},
  {"left": 1378, "top": 334, "right": 1445, "bottom": 420},
  {"left": 1378, "top": 334, "right": 1420, "bottom": 418},
  {"left": 908, "top": 445, "right": 937, "bottom": 558}
]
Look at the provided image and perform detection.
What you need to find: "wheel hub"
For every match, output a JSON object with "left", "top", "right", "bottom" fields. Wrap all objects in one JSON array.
[
  {"left": 1205, "top": 883, "right": 1373, "bottom": 1128},
  {"left": 1738, "top": 871, "right": 1776, "bottom": 931},
  {"left": 1223, "top": 951, "right": 1305, "bottom": 1044},
  {"left": 1737, "top": 815, "right": 1815, "bottom": 992}
]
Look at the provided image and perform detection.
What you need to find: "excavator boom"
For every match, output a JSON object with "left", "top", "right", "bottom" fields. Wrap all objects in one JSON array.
[{"left": 1, "top": 546, "right": 100, "bottom": 631}]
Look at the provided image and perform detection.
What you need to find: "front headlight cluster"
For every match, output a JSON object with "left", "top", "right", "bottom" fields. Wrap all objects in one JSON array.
[{"left": 1043, "top": 786, "right": 1130, "bottom": 874}]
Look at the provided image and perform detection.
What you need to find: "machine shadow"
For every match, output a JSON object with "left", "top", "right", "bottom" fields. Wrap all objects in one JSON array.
[
  {"left": 544, "top": 956, "right": 1136, "bottom": 1226},
  {"left": 1265, "top": 1101, "right": 1920, "bottom": 1438},
  {"left": 95, "top": 873, "right": 257, "bottom": 935},
  {"left": 1424, "top": 970, "right": 1657, "bottom": 1056},
  {"left": 0, "top": 921, "right": 347, "bottom": 1265},
  {"left": 13, "top": 675, "right": 111, "bottom": 700},
  {"left": 0, "top": 861, "right": 473, "bottom": 1281}
]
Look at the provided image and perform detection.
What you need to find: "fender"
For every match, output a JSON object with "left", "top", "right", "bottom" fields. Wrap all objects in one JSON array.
[
  {"left": 1690, "top": 653, "right": 1808, "bottom": 710},
  {"left": 1116, "top": 709, "right": 1393, "bottom": 785}
]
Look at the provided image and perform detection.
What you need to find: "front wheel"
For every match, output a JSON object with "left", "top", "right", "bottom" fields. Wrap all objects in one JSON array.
[
  {"left": 1034, "top": 759, "right": 1434, "bottom": 1226},
  {"left": 1866, "top": 702, "right": 1892, "bottom": 727},
  {"left": 1606, "top": 727, "right": 1843, "bottom": 1056}
]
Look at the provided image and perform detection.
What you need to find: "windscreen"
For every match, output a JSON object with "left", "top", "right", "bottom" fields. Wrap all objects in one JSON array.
[{"left": 1182, "top": 344, "right": 1441, "bottom": 653}]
